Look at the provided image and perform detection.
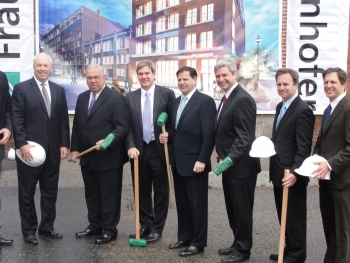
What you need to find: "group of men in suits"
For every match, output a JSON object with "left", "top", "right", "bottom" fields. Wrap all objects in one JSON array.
[{"left": 1, "top": 52, "right": 350, "bottom": 262}]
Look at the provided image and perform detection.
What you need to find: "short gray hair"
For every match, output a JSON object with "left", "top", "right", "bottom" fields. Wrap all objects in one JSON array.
[
  {"left": 86, "top": 64, "right": 103, "bottom": 74},
  {"left": 136, "top": 60, "right": 156, "bottom": 74},
  {"left": 214, "top": 59, "right": 237, "bottom": 74},
  {"left": 33, "top": 52, "right": 52, "bottom": 65}
]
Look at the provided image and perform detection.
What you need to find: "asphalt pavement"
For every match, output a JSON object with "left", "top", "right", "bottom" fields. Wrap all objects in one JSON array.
[{"left": 0, "top": 157, "right": 326, "bottom": 263}]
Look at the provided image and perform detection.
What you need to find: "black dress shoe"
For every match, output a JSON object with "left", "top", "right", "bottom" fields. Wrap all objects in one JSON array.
[
  {"left": 218, "top": 245, "right": 234, "bottom": 255},
  {"left": 129, "top": 228, "right": 150, "bottom": 239},
  {"left": 169, "top": 241, "right": 190, "bottom": 249},
  {"left": 221, "top": 253, "right": 250, "bottom": 263},
  {"left": 39, "top": 230, "right": 62, "bottom": 239},
  {"left": 95, "top": 234, "right": 116, "bottom": 244},
  {"left": 76, "top": 228, "right": 100, "bottom": 238},
  {"left": 180, "top": 246, "right": 204, "bottom": 257},
  {"left": 145, "top": 233, "right": 161, "bottom": 244},
  {"left": 0, "top": 237, "right": 13, "bottom": 245},
  {"left": 24, "top": 235, "right": 38, "bottom": 245}
]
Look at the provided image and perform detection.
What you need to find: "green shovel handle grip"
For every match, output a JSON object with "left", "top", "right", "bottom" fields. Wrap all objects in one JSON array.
[{"left": 100, "top": 133, "right": 116, "bottom": 151}]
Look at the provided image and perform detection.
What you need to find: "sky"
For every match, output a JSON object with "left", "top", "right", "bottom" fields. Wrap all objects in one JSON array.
[
  {"left": 39, "top": 0, "right": 132, "bottom": 29},
  {"left": 243, "top": 0, "right": 280, "bottom": 55}
]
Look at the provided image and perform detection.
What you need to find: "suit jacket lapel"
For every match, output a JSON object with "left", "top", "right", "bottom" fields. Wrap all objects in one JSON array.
[
  {"left": 323, "top": 96, "right": 346, "bottom": 134},
  {"left": 272, "top": 102, "right": 282, "bottom": 139},
  {"left": 178, "top": 90, "right": 199, "bottom": 126},
  {"left": 48, "top": 81, "right": 56, "bottom": 118},
  {"left": 29, "top": 78, "right": 49, "bottom": 118},
  {"left": 153, "top": 85, "right": 161, "bottom": 125},
  {"left": 216, "top": 85, "right": 241, "bottom": 128},
  {"left": 172, "top": 97, "right": 181, "bottom": 128},
  {"left": 274, "top": 97, "right": 300, "bottom": 137},
  {"left": 86, "top": 86, "right": 108, "bottom": 120}
]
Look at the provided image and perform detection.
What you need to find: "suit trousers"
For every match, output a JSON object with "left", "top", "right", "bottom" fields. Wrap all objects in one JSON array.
[
  {"left": 17, "top": 152, "right": 59, "bottom": 236},
  {"left": 319, "top": 183, "right": 350, "bottom": 263},
  {"left": 81, "top": 164, "right": 123, "bottom": 237},
  {"left": 274, "top": 185, "right": 307, "bottom": 263},
  {"left": 172, "top": 162, "right": 208, "bottom": 248},
  {"left": 130, "top": 141, "right": 169, "bottom": 234},
  {"left": 222, "top": 174, "right": 257, "bottom": 257}
]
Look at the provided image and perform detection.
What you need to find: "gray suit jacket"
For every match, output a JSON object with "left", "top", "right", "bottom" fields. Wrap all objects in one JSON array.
[
  {"left": 314, "top": 96, "right": 350, "bottom": 189},
  {"left": 124, "top": 85, "right": 175, "bottom": 163}
]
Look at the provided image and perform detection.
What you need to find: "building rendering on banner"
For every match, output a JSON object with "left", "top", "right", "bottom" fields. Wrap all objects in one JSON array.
[
  {"left": 129, "top": 0, "right": 245, "bottom": 91},
  {"left": 40, "top": 6, "right": 127, "bottom": 80}
]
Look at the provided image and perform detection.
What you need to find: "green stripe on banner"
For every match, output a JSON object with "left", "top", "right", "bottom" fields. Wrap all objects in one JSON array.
[{"left": 4, "top": 72, "right": 20, "bottom": 96}]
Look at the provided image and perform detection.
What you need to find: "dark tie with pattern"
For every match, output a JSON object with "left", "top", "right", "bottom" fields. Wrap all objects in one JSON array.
[
  {"left": 322, "top": 104, "right": 332, "bottom": 133},
  {"left": 41, "top": 83, "right": 51, "bottom": 117},
  {"left": 88, "top": 93, "right": 96, "bottom": 115}
]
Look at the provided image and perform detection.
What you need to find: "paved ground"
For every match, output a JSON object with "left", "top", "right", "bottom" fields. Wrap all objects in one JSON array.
[{"left": 0, "top": 157, "right": 326, "bottom": 263}]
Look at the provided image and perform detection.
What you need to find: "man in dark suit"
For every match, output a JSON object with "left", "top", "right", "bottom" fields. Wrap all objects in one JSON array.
[
  {"left": 70, "top": 64, "right": 129, "bottom": 244},
  {"left": 160, "top": 66, "right": 216, "bottom": 257},
  {"left": 11, "top": 53, "right": 70, "bottom": 244},
  {"left": 312, "top": 67, "right": 350, "bottom": 263},
  {"left": 125, "top": 60, "right": 175, "bottom": 243},
  {"left": 0, "top": 71, "right": 13, "bottom": 245},
  {"left": 214, "top": 59, "right": 261, "bottom": 263},
  {"left": 269, "top": 69, "right": 315, "bottom": 263}
]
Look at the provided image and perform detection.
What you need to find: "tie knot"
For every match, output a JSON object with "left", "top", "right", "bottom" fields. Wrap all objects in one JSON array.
[
  {"left": 92, "top": 93, "right": 96, "bottom": 98},
  {"left": 182, "top": 96, "right": 188, "bottom": 102},
  {"left": 328, "top": 104, "right": 332, "bottom": 110},
  {"left": 145, "top": 92, "right": 150, "bottom": 97}
]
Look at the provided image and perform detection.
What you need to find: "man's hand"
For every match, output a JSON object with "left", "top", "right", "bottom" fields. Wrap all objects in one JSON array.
[
  {"left": 95, "top": 139, "right": 104, "bottom": 151},
  {"left": 282, "top": 173, "right": 297, "bottom": 187},
  {"left": 20, "top": 144, "right": 35, "bottom": 162},
  {"left": 70, "top": 151, "right": 79, "bottom": 163},
  {"left": 128, "top": 147, "right": 140, "bottom": 159},
  {"left": 312, "top": 161, "right": 330, "bottom": 180},
  {"left": 159, "top": 132, "right": 168, "bottom": 144},
  {"left": 0, "top": 128, "right": 11, "bottom": 145},
  {"left": 60, "top": 147, "right": 69, "bottom": 160},
  {"left": 193, "top": 161, "right": 206, "bottom": 173}
]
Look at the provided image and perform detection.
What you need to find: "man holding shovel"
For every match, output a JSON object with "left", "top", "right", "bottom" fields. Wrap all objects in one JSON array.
[
  {"left": 125, "top": 60, "right": 175, "bottom": 243},
  {"left": 269, "top": 68, "right": 314, "bottom": 263},
  {"left": 70, "top": 64, "right": 130, "bottom": 244}
]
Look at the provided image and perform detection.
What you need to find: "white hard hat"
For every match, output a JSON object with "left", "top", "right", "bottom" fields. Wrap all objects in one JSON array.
[
  {"left": 7, "top": 148, "right": 15, "bottom": 160},
  {"left": 249, "top": 136, "right": 276, "bottom": 158},
  {"left": 295, "top": 155, "right": 330, "bottom": 180},
  {"left": 16, "top": 141, "right": 46, "bottom": 167}
]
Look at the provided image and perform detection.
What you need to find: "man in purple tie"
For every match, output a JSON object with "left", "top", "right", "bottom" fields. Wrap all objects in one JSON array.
[
  {"left": 70, "top": 64, "right": 130, "bottom": 244},
  {"left": 125, "top": 60, "right": 175, "bottom": 243}
]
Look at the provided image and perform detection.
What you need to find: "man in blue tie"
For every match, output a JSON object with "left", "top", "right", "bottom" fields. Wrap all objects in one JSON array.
[
  {"left": 160, "top": 66, "right": 216, "bottom": 257},
  {"left": 312, "top": 67, "right": 350, "bottom": 263},
  {"left": 269, "top": 68, "right": 314, "bottom": 263},
  {"left": 125, "top": 60, "right": 175, "bottom": 243}
]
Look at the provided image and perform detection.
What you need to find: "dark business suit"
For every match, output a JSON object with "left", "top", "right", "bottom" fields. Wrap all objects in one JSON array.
[
  {"left": 125, "top": 85, "right": 175, "bottom": 234},
  {"left": 11, "top": 77, "right": 70, "bottom": 236},
  {"left": 314, "top": 95, "right": 350, "bottom": 263},
  {"left": 71, "top": 86, "right": 129, "bottom": 236},
  {"left": 215, "top": 85, "right": 261, "bottom": 257},
  {"left": 169, "top": 90, "right": 216, "bottom": 248},
  {"left": 270, "top": 96, "right": 315, "bottom": 263},
  {"left": 0, "top": 71, "right": 12, "bottom": 237}
]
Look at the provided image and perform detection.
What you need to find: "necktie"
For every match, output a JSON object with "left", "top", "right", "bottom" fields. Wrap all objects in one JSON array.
[
  {"left": 322, "top": 105, "right": 332, "bottom": 133},
  {"left": 88, "top": 93, "right": 96, "bottom": 115},
  {"left": 41, "top": 83, "right": 51, "bottom": 117},
  {"left": 276, "top": 102, "right": 286, "bottom": 129},
  {"left": 222, "top": 95, "right": 227, "bottom": 105},
  {"left": 143, "top": 92, "right": 152, "bottom": 143},
  {"left": 176, "top": 96, "right": 188, "bottom": 129}
]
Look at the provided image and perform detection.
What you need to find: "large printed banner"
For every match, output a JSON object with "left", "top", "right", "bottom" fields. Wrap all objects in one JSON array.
[
  {"left": 286, "top": 0, "right": 350, "bottom": 114},
  {"left": 0, "top": 0, "right": 35, "bottom": 93}
]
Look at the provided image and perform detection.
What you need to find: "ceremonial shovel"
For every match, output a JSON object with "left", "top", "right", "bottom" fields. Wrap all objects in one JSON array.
[
  {"left": 128, "top": 156, "right": 147, "bottom": 247},
  {"left": 156, "top": 112, "right": 175, "bottom": 200},
  {"left": 278, "top": 169, "right": 290, "bottom": 263},
  {"left": 68, "top": 133, "right": 115, "bottom": 162}
]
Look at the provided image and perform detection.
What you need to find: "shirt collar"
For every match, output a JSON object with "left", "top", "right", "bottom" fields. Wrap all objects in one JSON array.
[
  {"left": 141, "top": 84, "right": 155, "bottom": 97},
  {"left": 283, "top": 93, "right": 298, "bottom": 109},
  {"left": 181, "top": 87, "right": 196, "bottom": 101},
  {"left": 91, "top": 85, "right": 105, "bottom": 98},
  {"left": 224, "top": 82, "right": 238, "bottom": 98},
  {"left": 330, "top": 92, "right": 346, "bottom": 111},
  {"left": 34, "top": 76, "right": 49, "bottom": 88}
]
